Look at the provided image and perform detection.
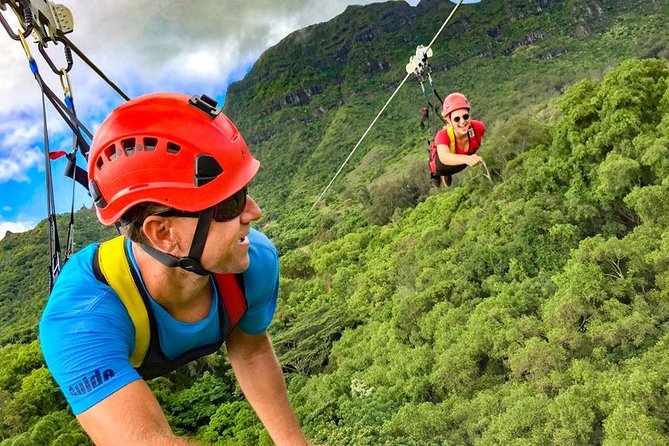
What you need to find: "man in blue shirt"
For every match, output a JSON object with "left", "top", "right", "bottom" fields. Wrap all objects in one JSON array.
[{"left": 39, "top": 93, "right": 312, "bottom": 446}]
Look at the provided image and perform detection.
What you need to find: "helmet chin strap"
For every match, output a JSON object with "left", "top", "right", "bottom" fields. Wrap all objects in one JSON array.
[{"left": 139, "top": 207, "right": 215, "bottom": 276}]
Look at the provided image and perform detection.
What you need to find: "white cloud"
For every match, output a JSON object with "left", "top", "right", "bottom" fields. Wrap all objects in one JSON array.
[
  {"left": 0, "top": 146, "right": 42, "bottom": 183},
  {"left": 0, "top": 120, "right": 41, "bottom": 152},
  {"left": 0, "top": 221, "right": 35, "bottom": 240},
  {"left": 182, "top": 48, "right": 225, "bottom": 79},
  {"left": 0, "top": 114, "right": 56, "bottom": 183},
  {"left": 0, "top": 0, "right": 421, "bottom": 212},
  {"left": 1, "top": 0, "right": 397, "bottom": 106}
]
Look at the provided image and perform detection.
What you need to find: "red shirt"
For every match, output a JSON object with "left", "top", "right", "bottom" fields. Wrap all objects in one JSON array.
[{"left": 434, "top": 120, "right": 486, "bottom": 155}]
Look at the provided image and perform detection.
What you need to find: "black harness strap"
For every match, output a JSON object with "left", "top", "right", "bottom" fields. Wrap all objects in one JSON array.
[
  {"left": 39, "top": 87, "right": 61, "bottom": 291},
  {"left": 139, "top": 207, "right": 216, "bottom": 277},
  {"left": 63, "top": 85, "right": 79, "bottom": 261}
]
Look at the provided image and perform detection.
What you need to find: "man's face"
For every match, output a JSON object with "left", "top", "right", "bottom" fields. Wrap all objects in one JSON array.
[
  {"left": 200, "top": 193, "right": 263, "bottom": 274},
  {"left": 169, "top": 190, "right": 262, "bottom": 274}
]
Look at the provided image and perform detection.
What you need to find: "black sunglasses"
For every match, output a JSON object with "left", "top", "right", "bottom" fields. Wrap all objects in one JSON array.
[
  {"left": 156, "top": 187, "right": 248, "bottom": 222},
  {"left": 452, "top": 113, "right": 470, "bottom": 123}
]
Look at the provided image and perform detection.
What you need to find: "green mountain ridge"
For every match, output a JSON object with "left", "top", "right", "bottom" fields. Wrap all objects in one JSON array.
[
  {"left": 0, "top": 0, "right": 668, "bottom": 444},
  {"left": 223, "top": 0, "right": 668, "bottom": 247}
]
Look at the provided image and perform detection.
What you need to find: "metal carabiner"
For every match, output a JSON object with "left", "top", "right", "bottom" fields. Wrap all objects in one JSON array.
[
  {"left": 59, "top": 68, "right": 72, "bottom": 97},
  {"left": 0, "top": 2, "right": 34, "bottom": 41},
  {"left": 17, "top": 25, "right": 34, "bottom": 59},
  {"left": 38, "top": 38, "right": 73, "bottom": 75}
]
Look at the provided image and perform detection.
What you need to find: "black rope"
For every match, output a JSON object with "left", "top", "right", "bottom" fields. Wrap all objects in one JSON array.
[
  {"left": 8, "top": 23, "right": 86, "bottom": 289},
  {"left": 40, "top": 88, "right": 62, "bottom": 291},
  {"left": 63, "top": 91, "right": 79, "bottom": 261},
  {"left": 428, "top": 74, "right": 444, "bottom": 108},
  {"left": 0, "top": 2, "right": 123, "bottom": 288},
  {"left": 37, "top": 75, "right": 93, "bottom": 141}
]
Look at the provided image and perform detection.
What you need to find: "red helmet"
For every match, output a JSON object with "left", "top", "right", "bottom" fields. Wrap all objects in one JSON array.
[
  {"left": 88, "top": 93, "right": 260, "bottom": 226},
  {"left": 442, "top": 92, "right": 471, "bottom": 116}
]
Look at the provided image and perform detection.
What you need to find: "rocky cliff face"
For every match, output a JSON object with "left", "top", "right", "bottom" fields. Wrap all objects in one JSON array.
[
  {"left": 225, "top": 1, "right": 417, "bottom": 120},
  {"left": 225, "top": 0, "right": 635, "bottom": 125}
]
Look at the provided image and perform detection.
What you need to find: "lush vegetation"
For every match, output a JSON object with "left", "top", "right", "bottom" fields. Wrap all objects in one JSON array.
[
  {"left": 225, "top": 0, "right": 669, "bottom": 251},
  {"left": 279, "top": 57, "right": 669, "bottom": 445},
  {"left": 1, "top": 0, "right": 668, "bottom": 445}
]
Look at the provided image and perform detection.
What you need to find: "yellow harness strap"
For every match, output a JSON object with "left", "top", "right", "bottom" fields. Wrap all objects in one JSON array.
[
  {"left": 97, "top": 236, "right": 150, "bottom": 367},
  {"left": 446, "top": 125, "right": 456, "bottom": 154}
]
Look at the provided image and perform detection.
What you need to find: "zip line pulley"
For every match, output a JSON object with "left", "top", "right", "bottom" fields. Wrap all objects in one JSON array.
[
  {"left": 1, "top": 0, "right": 130, "bottom": 292},
  {"left": 0, "top": 0, "right": 72, "bottom": 44},
  {"left": 405, "top": 44, "right": 433, "bottom": 79}
]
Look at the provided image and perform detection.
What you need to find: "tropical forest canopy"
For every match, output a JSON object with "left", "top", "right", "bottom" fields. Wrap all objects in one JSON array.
[{"left": 1, "top": 0, "right": 669, "bottom": 445}]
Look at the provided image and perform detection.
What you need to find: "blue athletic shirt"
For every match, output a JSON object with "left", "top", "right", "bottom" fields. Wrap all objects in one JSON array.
[{"left": 39, "top": 228, "right": 279, "bottom": 415}]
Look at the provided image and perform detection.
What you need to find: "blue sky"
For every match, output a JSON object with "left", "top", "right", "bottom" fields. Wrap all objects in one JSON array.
[{"left": 0, "top": 0, "right": 478, "bottom": 239}]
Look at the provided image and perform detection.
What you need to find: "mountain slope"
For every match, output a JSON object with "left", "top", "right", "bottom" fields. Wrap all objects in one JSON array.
[
  {"left": 0, "top": 0, "right": 668, "bottom": 444},
  {"left": 0, "top": 209, "right": 115, "bottom": 345},
  {"left": 223, "top": 0, "right": 669, "bottom": 247},
  {"left": 276, "top": 57, "right": 669, "bottom": 445}
]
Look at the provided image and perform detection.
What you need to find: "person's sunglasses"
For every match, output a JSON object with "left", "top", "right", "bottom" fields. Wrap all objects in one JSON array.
[
  {"left": 452, "top": 113, "right": 470, "bottom": 123},
  {"left": 156, "top": 187, "right": 248, "bottom": 222}
]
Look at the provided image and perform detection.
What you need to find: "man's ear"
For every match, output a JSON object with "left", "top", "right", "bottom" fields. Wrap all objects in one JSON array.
[{"left": 142, "top": 216, "right": 180, "bottom": 255}]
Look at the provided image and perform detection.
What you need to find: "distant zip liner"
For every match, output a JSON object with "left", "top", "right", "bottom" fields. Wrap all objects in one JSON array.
[{"left": 301, "top": 0, "right": 467, "bottom": 225}]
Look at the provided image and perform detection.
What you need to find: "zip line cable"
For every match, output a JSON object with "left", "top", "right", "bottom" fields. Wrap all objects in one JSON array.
[
  {"left": 302, "top": 70, "right": 412, "bottom": 223},
  {"left": 301, "top": 0, "right": 465, "bottom": 225},
  {"left": 425, "top": 0, "right": 465, "bottom": 50},
  {"left": 60, "top": 35, "right": 130, "bottom": 101}
]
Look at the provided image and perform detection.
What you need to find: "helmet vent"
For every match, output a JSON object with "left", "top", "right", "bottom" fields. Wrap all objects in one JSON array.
[
  {"left": 195, "top": 155, "right": 223, "bottom": 187},
  {"left": 167, "top": 142, "right": 181, "bottom": 154},
  {"left": 143, "top": 137, "right": 158, "bottom": 151},
  {"left": 105, "top": 144, "right": 121, "bottom": 161},
  {"left": 122, "top": 138, "right": 136, "bottom": 156},
  {"left": 96, "top": 157, "right": 104, "bottom": 170}
]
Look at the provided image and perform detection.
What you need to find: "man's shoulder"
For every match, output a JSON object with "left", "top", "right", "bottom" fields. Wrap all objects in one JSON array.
[
  {"left": 50, "top": 243, "right": 101, "bottom": 291},
  {"left": 248, "top": 228, "right": 276, "bottom": 252},
  {"left": 242, "top": 229, "right": 279, "bottom": 299},
  {"left": 41, "top": 241, "right": 125, "bottom": 323}
]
